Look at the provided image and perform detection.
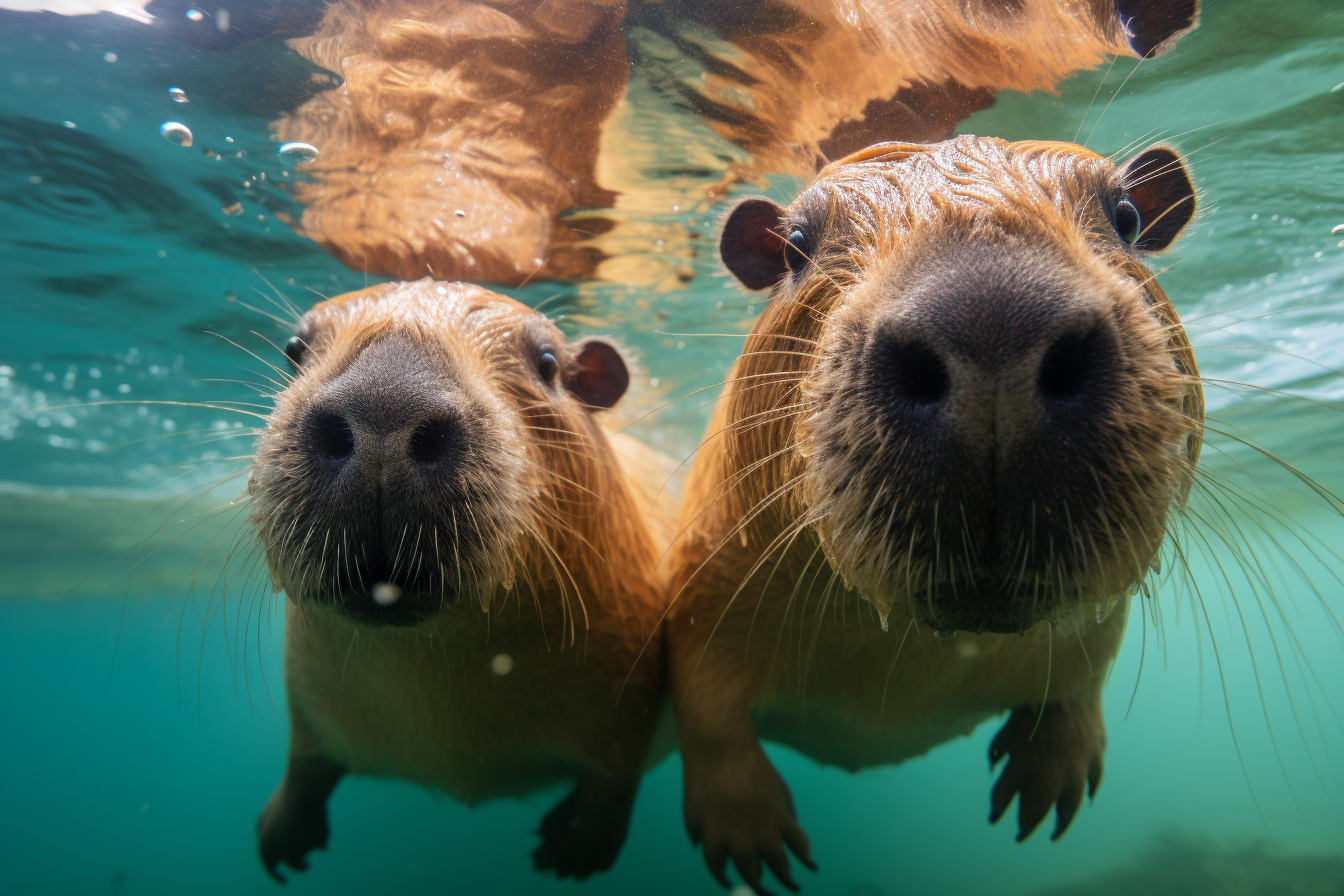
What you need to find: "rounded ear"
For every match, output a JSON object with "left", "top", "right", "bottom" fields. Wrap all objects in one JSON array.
[
  {"left": 720, "top": 198, "right": 788, "bottom": 290},
  {"left": 1121, "top": 147, "right": 1195, "bottom": 252},
  {"left": 565, "top": 338, "right": 629, "bottom": 410},
  {"left": 1112, "top": 0, "right": 1200, "bottom": 58}
]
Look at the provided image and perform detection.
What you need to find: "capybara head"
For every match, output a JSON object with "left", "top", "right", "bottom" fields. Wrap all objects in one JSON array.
[
  {"left": 718, "top": 136, "right": 1203, "bottom": 635},
  {"left": 249, "top": 279, "right": 631, "bottom": 626}
]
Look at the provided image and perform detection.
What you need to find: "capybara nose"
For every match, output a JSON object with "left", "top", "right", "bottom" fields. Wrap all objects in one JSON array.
[
  {"left": 302, "top": 335, "right": 460, "bottom": 477},
  {"left": 871, "top": 308, "right": 1114, "bottom": 432},
  {"left": 868, "top": 246, "right": 1117, "bottom": 444}
]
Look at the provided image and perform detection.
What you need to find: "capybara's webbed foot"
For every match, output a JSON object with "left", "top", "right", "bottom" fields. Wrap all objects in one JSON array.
[
  {"left": 256, "top": 754, "right": 345, "bottom": 882},
  {"left": 683, "top": 741, "right": 815, "bottom": 896},
  {"left": 532, "top": 772, "right": 638, "bottom": 880},
  {"left": 989, "top": 701, "right": 1105, "bottom": 842}
]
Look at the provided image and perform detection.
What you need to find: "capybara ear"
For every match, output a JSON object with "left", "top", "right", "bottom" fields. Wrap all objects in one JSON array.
[
  {"left": 1112, "top": 0, "right": 1200, "bottom": 58},
  {"left": 1121, "top": 147, "right": 1195, "bottom": 252},
  {"left": 567, "top": 339, "right": 630, "bottom": 410},
  {"left": 721, "top": 198, "right": 789, "bottom": 291}
]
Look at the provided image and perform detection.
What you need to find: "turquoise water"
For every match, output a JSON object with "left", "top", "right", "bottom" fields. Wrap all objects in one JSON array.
[{"left": 1, "top": 2, "right": 1342, "bottom": 894}]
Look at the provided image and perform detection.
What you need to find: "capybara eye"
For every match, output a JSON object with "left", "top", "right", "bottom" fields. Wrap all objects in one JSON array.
[
  {"left": 784, "top": 226, "right": 811, "bottom": 271},
  {"left": 1114, "top": 199, "right": 1142, "bottom": 246},
  {"left": 537, "top": 351, "right": 559, "bottom": 385},
  {"left": 284, "top": 336, "right": 307, "bottom": 372}
]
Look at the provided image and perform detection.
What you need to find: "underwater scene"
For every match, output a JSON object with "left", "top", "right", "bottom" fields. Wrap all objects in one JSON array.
[{"left": 1, "top": 1, "right": 1342, "bottom": 894}]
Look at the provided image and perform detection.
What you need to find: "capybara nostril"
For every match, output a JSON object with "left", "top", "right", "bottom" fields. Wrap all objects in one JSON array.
[
  {"left": 408, "top": 416, "right": 462, "bottom": 467},
  {"left": 885, "top": 338, "right": 951, "bottom": 406},
  {"left": 308, "top": 410, "right": 355, "bottom": 463},
  {"left": 1038, "top": 327, "right": 1106, "bottom": 407}
]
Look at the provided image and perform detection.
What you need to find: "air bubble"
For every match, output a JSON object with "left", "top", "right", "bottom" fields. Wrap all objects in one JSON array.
[
  {"left": 103, "top": 52, "right": 117, "bottom": 63},
  {"left": 372, "top": 582, "right": 402, "bottom": 606},
  {"left": 168, "top": 87, "right": 188, "bottom": 103},
  {"left": 159, "top": 121, "right": 192, "bottom": 147},
  {"left": 277, "top": 142, "right": 319, "bottom": 165},
  {"left": 185, "top": 8, "right": 204, "bottom": 20},
  {"left": 491, "top": 653, "right": 514, "bottom": 676},
  {"left": 934, "top": 629, "right": 956, "bottom": 641}
]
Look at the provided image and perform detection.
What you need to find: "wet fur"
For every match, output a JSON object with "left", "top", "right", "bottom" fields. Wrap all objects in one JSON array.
[
  {"left": 666, "top": 136, "right": 1202, "bottom": 893},
  {"left": 271, "top": 0, "right": 1198, "bottom": 284},
  {"left": 250, "top": 279, "right": 675, "bottom": 880}
]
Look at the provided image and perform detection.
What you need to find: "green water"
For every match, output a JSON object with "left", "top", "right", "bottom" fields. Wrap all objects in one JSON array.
[{"left": 1, "top": 2, "right": 1342, "bottom": 894}]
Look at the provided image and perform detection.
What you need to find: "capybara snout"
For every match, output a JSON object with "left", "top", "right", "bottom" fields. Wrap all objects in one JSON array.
[
  {"left": 280, "top": 333, "right": 495, "bottom": 623},
  {"left": 249, "top": 278, "right": 630, "bottom": 626},
  {"left": 720, "top": 137, "right": 1203, "bottom": 634},
  {"left": 815, "top": 237, "right": 1182, "bottom": 633}
]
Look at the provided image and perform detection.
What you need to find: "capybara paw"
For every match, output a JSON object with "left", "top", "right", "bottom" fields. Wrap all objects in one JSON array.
[
  {"left": 989, "top": 702, "right": 1105, "bottom": 842},
  {"left": 684, "top": 745, "right": 815, "bottom": 896},
  {"left": 531, "top": 778, "right": 636, "bottom": 880},
  {"left": 256, "top": 784, "right": 331, "bottom": 883}
]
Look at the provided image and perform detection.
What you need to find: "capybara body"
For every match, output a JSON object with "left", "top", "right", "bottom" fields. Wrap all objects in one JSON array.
[
  {"left": 667, "top": 136, "right": 1201, "bottom": 892},
  {"left": 249, "top": 279, "right": 674, "bottom": 880}
]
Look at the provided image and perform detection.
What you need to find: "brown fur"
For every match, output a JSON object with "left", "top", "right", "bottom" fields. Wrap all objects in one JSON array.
[
  {"left": 666, "top": 136, "right": 1203, "bottom": 892},
  {"left": 274, "top": 0, "right": 629, "bottom": 284},
  {"left": 249, "top": 279, "right": 676, "bottom": 880},
  {"left": 632, "top": 0, "right": 1193, "bottom": 180},
  {"left": 270, "top": 0, "right": 1199, "bottom": 285}
]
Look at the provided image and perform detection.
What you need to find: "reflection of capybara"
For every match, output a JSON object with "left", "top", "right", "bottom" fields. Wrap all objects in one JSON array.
[
  {"left": 271, "top": 0, "right": 1200, "bottom": 285},
  {"left": 249, "top": 279, "right": 675, "bottom": 880},
  {"left": 275, "top": 0, "right": 629, "bottom": 284},
  {"left": 631, "top": 0, "right": 1201, "bottom": 178},
  {"left": 666, "top": 136, "right": 1201, "bottom": 893}
]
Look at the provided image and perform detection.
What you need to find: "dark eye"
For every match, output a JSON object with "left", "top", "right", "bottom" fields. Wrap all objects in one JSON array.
[
  {"left": 1114, "top": 199, "right": 1142, "bottom": 246},
  {"left": 537, "top": 351, "right": 559, "bottom": 385},
  {"left": 284, "top": 335, "right": 307, "bottom": 371},
  {"left": 784, "top": 226, "right": 811, "bottom": 272}
]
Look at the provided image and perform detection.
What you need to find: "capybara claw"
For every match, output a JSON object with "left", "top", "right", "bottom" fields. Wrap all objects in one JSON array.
[
  {"left": 256, "top": 785, "right": 330, "bottom": 883},
  {"left": 531, "top": 776, "right": 636, "bottom": 880},
  {"left": 989, "top": 702, "right": 1106, "bottom": 842},
  {"left": 684, "top": 745, "right": 813, "bottom": 896}
]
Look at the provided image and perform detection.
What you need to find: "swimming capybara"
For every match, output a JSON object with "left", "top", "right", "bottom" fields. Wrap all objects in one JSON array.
[
  {"left": 249, "top": 278, "right": 675, "bottom": 881},
  {"left": 666, "top": 136, "right": 1200, "bottom": 893}
]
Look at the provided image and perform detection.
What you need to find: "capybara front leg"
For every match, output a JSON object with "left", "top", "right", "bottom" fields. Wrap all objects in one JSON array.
[
  {"left": 256, "top": 746, "right": 345, "bottom": 882},
  {"left": 989, "top": 698, "right": 1105, "bottom": 842},
  {"left": 532, "top": 769, "right": 640, "bottom": 880}
]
